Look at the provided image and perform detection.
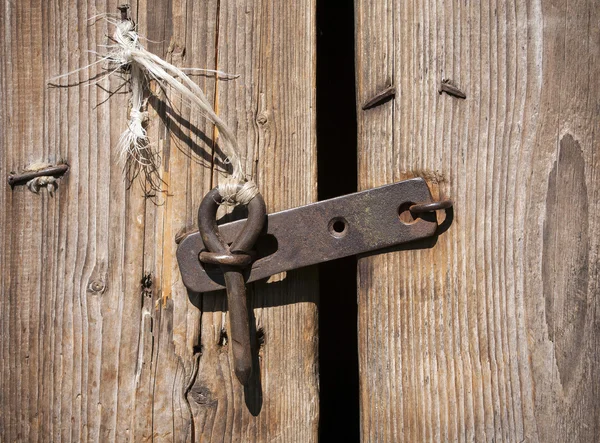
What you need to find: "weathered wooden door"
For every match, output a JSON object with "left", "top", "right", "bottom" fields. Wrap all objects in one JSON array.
[
  {"left": 1, "top": 0, "right": 318, "bottom": 441},
  {"left": 355, "top": 0, "right": 600, "bottom": 442},
  {"left": 3, "top": 0, "right": 600, "bottom": 442}
]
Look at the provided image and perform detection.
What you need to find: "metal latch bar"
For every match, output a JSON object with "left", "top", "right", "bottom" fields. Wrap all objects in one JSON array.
[{"left": 177, "top": 178, "right": 440, "bottom": 293}]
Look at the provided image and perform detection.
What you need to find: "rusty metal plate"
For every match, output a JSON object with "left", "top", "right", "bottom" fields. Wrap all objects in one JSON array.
[{"left": 177, "top": 178, "right": 438, "bottom": 293}]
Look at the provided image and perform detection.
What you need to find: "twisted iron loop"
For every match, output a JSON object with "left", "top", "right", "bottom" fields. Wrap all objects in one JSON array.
[{"left": 198, "top": 184, "right": 266, "bottom": 385}]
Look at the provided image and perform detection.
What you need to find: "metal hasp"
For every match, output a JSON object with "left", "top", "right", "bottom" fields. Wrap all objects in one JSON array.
[
  {"left": 178, "top": 178, "right": 451, "bottom": 293},
  {"left": 197, "top": 187, "right": 267, "bottom": 386}
]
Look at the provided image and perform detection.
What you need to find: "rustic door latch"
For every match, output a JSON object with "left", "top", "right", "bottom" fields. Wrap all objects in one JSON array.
[
  {"left": 196, "top": 185, "right": 267, "bottom": 385},
  {"left": 177, "top": 178, "right": 452, "bottom": 385}
]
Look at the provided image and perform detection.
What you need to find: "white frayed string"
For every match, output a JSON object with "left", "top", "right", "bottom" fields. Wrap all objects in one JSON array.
[
  {"left": 117, "top": 63, "right": 151, "bottom": 166},
  {"left": 218, "top": 180, "right": 259, "bottom": 206},
  {"left": 27, "top": 176, "right": 58, "bottom": 196},
  {"left": 49, "top": 13, "right": 258, "bottom": 206}
]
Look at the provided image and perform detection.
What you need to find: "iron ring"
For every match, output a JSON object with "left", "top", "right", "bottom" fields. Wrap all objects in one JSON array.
[
  {"left": 409, "top": 199, "right": 453, "bottom": 213},
  {"left": 199, "top": 251, "right": 254, "bottom": 267}
]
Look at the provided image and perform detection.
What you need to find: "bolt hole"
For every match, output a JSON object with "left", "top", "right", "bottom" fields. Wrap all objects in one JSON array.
[
  {"left": 328, "top": 217, "right": 348, "bottom": 238},
  {"left": 398, "top": 202, "right": 417, "bottom": 224},
  {"left": 332, "top": 220, "right": 345, "bottom": 233}
]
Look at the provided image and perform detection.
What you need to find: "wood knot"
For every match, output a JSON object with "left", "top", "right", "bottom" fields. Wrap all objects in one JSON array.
[
  {"left": 256, "top": 111, "right": 269, "bottom": 126},
  {"left": 189, "top": 385, "right": 216, "bottom": 406},
  {"left": 87, "top": 279, "right": 106, "bottom": 294}
]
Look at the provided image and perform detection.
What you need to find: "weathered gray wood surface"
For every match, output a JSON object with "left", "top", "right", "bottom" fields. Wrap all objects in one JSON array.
[
  {"left": 0, "top": 0, "right": 318, "bottom": 441},
  {"left": 356, "top": 0, "right": 599, "bottom": 441}
]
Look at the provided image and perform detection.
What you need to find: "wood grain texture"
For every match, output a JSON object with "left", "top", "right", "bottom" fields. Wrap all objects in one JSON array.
[
  {"left": 0, "top": 0, "right": 318, "bottom": 441},
  {"left": 355, "top": 0, "right": 600, "bottom": 442}
]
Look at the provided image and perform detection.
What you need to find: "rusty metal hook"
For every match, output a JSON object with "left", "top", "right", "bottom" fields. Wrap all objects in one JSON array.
[
  {"left": 198, "top": 185, "right": 266, "bottom": 385},
  {"left": 409, "top": 199, "right": 453, "bottom": 213}
]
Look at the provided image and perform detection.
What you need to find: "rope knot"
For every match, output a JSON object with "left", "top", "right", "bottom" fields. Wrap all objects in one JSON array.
[
  {"left": 129, "top": 108, "right": 148, "bottom": 123},
  {"left": 120, "top": 49, "right": 133, "bottom": 62},
  {"left": 217, "top": 180, "right": 259, "bottom": 206}
]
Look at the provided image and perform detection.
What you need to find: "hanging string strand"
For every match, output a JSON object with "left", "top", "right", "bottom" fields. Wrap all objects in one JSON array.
[{"left": 49, "top": 9, "right": 258, "bottom": 206}]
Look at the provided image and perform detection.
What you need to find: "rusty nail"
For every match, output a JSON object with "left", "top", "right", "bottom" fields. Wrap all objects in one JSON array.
[
  {"left": 7, "top": 164, "right": 69, "bottom": 187},
  {"left": 117, "top": 4, "right": 130, "bottom": 21},
  {"left": 439, "top": 80, "right": 466, "bottom": 99},
  {"left": 362, "top": 85, "right": 396, "bottom": 110}
]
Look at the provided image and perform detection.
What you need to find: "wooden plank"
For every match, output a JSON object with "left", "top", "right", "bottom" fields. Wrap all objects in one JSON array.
[
  {"left": 355, "top": 0, "right": 600, "bottom": 441},
  {"left": 0, "top": 0, "right": 318, "bottom": 441},
  {"left": 0, "top": 0, "right": 148, "bottom": 440},
  {"left": 186, "top": 0, "right": 320, "bottom": 439}
]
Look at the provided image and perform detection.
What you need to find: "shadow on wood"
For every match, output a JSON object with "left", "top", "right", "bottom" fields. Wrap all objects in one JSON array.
[{"left": 148, "top": 95, "right": 233, "bottom": 175}]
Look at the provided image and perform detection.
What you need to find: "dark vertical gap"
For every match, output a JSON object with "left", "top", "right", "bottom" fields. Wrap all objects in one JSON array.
[{"left": 317, "top": 1, "right": 359, "bottom": 441}]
